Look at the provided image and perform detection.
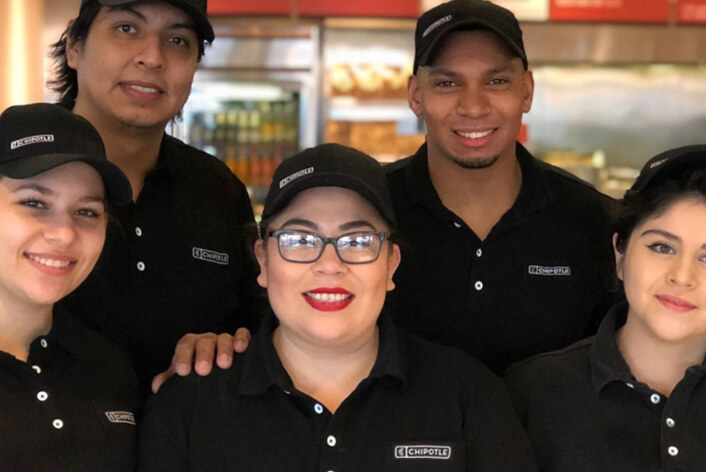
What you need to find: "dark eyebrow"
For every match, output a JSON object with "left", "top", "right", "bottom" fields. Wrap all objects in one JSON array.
[
  {"left": 80, "top": 195, "right": 107, "bottom": 205},
  {"left": 12, "top": 183, "right": 52, "bottom": 195},
  {"left": 109, "top": 5, "right": 147, "bottom": 21},
  {"left": 339, "top": 220, "right": 377, "bottom": 232},
  {"left": 279, "top": 218, "right": 318, "bottom": 230},
  {"left": 12, "top": 183, "right": 105, "bottom": 203},
  {"left": 641, "top": 229, "right": 679, "bottom": 242},
  {"left": 426, "top": 68, "right": 461, "bottom": 79},
  {"left": 642, "top": 228, "right": 706, "bottom": 251},
  {"left": 109, "top": 6, "right": 196, "bottom": 32}
]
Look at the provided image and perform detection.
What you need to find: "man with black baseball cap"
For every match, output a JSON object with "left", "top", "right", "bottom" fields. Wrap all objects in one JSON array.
[
  {"left": 384, "top": 0, "right": 616, "bottom": 372},
  {"left": 49, "top": 0, "right": 265, "bottom": 394}
]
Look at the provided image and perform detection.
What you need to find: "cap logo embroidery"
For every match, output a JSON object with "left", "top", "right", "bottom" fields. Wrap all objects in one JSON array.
[
  {"left": 423, "top": 14, "right": 452, "bottom": 38},
  {"left": 528, "top": 265, "right": 571, "bottom": 276},
  {"left": 10, "top": 134, "right": 54, "bottom": 150},
  {"left": 192, "top": 247, "right": 229, "bottom": 265},
  {"left": 394, "top": 445, "right": 452, "bottom": 460},
  {"left": 280, "top": 166, "right": 314, "bottom": 188},
  {"left": 649, "top": 157, "right": 670, "bottom": 169},
  {"left": 105, "top": 411, "right": 136, "bottom": 425}
]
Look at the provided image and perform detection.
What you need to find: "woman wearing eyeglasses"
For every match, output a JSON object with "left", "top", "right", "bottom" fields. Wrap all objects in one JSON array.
[{"left": 138, "top": 143, "right": 535, "bottom": 472}]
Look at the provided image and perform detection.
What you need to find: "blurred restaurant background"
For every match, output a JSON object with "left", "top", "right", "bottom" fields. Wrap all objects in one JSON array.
[{"left": 1, "top": 0, "right": 705, "bottom": 211}]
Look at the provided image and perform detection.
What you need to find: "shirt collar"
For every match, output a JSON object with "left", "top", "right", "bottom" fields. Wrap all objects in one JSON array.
[
  {"left": 591, "top": 302, "right": 706, "bottom": 395},
  {"left": 236, "top": 311, "right": 407, "bottom": 396},
  {"left": 590, "top": 302, "right": 641, "bottom": 393},
  {"left": 40, "top": 305, "right": 88, "bottom": 359},
  {"left": 404, "top": 142, "right": 554, "bottom": 219}
]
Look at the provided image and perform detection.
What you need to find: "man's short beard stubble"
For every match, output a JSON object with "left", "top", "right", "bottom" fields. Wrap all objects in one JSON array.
[{"left": 452, "top": 155, "right": 500, "bottom": 169}]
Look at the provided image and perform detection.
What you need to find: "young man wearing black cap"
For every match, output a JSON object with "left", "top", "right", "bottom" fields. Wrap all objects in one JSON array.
[
  {"left": 50, "top": 0, "right": 264, "bottom": 393},
  {"left": 384, "top": 0, "right": 616, "bottom": 372}
]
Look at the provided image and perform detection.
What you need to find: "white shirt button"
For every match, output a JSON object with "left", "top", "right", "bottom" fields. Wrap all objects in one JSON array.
[
  {"left": 668, "top": 446, "right": 679, "bottom": 456},
  {"left": 453, "top": 222, "right": 462, "bottom": 228},
  {"left": 135, "top": 227, "right": 143, "bottom": 237},
  {"left": 650, "top": 393, "right": 661, "bottom": 405},
  {"left": 314, "top": 403, "right": 324, "bottom": 414},
  {"left": 136, "top": 261, "right": 146, "bottom": 271},
  {"left": 37, "top": 391, "right": 48, "bottom": 401},
  {"left": 32, "top": 365, "right": 41, "bottom": 374},
  {"left": 40, "top": 339, "right": 48, "bottom": 348},
  {"left": 666, "top": 418, "right": 676, "bottom": 428},
  {"left": 475, "top": 248, "right": 482, "bottom": 257},
  {"left": 474, "top": 281, "right": 484, "bottom": 291},
  {"left": 52, "top": 419, "right": 64, "bottom": 429},
  {"left": 625, "top": 382, "right": 634, "bottom": 389},
  {"left": 326, "top": 435, "right": 337, "bottom": 447},
  {"left": 283, "top": 390, "right": 291, "bottom": 395}
]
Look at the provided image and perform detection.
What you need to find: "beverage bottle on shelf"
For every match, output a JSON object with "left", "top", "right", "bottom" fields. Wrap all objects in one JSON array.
[
  {"left": 201, "top": 111, "right": 217, "bottom": 156},
  {"left": 272, "top": 102, "right": 284, "bottom": 144},
  {"left": 224, "top": 145, "right": 238, "bottom": 175},
  {"left": 226, "top": 105, "right": 239, "bottom": 146},
  {"left": 237, "top": 101, "right": 249, "bottom": 145},
  {"left": 260, "top": 102, "right": 273, "bottom": 147},
  {"left": 248, "top": 144, "right": 263, "bottom": 187},
  {"left": 213, "top": 110, "right": 228, "bottom": 159},
  {"left": 188, "top": 112, "right": 205, "bottom": 149},
  {"left": 235, "top": 143, "right": 250, "bottom": 185},
  {"left": 260, "top": 143, "right": 275, "bottom": 188}
]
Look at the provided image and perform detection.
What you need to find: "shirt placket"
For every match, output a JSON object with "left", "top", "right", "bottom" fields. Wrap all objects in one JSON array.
[
  {"left": 28, "top": 338, "right": 66, "bottom": 434},
  {"left": 659, "top": 369, "right": 701, "bottom": 470}
]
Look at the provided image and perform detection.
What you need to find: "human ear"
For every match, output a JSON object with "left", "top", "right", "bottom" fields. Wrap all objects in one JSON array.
[
  {"left": 612, "top": 233, "right": 625, "bottom": 282},
  {"left": 254, "top": 239, "right": 268, "bottom": 288},
  {"left": 385, "top": 243, "right": 402, "bottom": 291},
  {"left": 407, "top": 75, "right": 423, "bottom": 117},
  {"left": 65, "top": 20, "right": 81, "bottom": 70},
  {"left": 522, "top": 69, "right": 534, "bottom": 113}
]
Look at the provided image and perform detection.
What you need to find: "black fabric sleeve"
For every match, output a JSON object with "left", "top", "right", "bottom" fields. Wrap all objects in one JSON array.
[{"left": 465, "top": 367, "right": 538, "bottom": 472}]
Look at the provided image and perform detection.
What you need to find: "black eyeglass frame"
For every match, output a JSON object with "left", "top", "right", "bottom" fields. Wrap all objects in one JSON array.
[{"left": 267, "top": 229, "right": 389, "bottom": 264}]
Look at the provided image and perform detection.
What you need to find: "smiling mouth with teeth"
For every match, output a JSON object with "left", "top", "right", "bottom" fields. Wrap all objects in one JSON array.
[
  {"left": 456, "top": 130, "right": 493, "bottom": 139},
  {"left": 125, "top": 84, "right": 161, "bottom": 94},
  {"left": 26, "top": 254, "right": 73, "bottom": 269},
  {"left": 305, "top": 292, "right": 353, "bottom": 302}
]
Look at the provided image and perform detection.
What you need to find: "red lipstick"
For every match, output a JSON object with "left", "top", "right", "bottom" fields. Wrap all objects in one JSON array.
[{"left": 302, "top": 287, "right": 354, "bottom": 312}]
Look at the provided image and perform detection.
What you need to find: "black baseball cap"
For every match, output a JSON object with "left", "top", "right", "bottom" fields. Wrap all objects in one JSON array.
[
  {"left": 0, "top": 103, "right": 132, "bottom": 206},
  {"left": 629, "top": 145, "right": 706, "bottom": 194},
  {"left": 414, "top": 0, "right": 527, "bottom": 73},
  {"left": 262, "top": 143, "right": 396, "bottom": 226},
  {"left": 81, "top": 0, "right": 215, "bottom": 43}
]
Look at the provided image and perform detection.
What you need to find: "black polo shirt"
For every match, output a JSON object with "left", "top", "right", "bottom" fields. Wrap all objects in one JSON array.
[
  {"left": 60, "top": 135, "right": 265, "bottom": 392},
  {"left": 138, "top": 312, "right": 536, "bottom": 472},
  {"left": 505, "top": 303, "right": 706, "bottom": 471},
  {"left": 0, "top": 306, "right": 139, "bottom": 471},
  {"left": 384, "top": 143, "right": 617, "bottom": 372}
]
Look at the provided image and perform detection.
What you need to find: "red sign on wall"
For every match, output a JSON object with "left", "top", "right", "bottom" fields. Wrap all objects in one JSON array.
[
  {"left": 208, "top": 0, "right": 291, "bottom": 15},
  {"left": 677, "top": 0, "right": 706, "bottom": 23},
  {"left": 549, "top": 0, "right": 670, "bottom": 23},
  {"left": 298, "top": 0, "right": 419, "bottom": 18}
]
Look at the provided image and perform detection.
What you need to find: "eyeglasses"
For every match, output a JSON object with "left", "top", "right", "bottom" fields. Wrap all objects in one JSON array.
[{"left": 268, "top": 229, "right": 389, "bottom": 264}]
